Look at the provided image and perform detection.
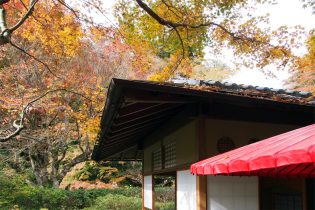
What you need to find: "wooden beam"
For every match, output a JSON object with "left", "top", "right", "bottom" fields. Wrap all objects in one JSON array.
[
  {"left": 107, "top": 146, "right": 143, "bottom": 161},
  {"left": 114, "top": 104, "right": 182, "bottom": 125},
  {"left": 124, "top": 89, "right": 196, "bottom": 103},
  {"left": 120, "top": 151, "right": 124, "bottom": 160},
  {"left": 105, "top": 157, "right": 142, "bottom": 161},
  {"left": 107, "top": 144, "right": 138, "bottom": 155},
  {"left": 101, "top": 145, "right": 143, "bottom": 161},
  {"left": 134, "top": 150, "right": 139, "bottom": 160},
  {"left": 106, "top": 132, "right": 148, "bottom": 146},
  {"left": 98, "top": 138, "right": 143, "bottom": 158},
  {"left": 110, "top": 118, "right": 165, "bottom": 134},
  {"left": 117, "top": 103, "right": 164, "bottom": 118},
  {"left": 108, "top": 124, "right": 158, "bottom": 140},
  {"left": 113, "top": 108, "right": 177, "bottom": 127},
  {"left": 100, "top": 139, "right": 144, "bottom": 159},
  {"left": 121, "top": 101, "right": 137, "bottom": 108}
]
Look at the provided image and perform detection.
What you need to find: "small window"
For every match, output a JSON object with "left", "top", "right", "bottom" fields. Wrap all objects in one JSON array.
[
  {"left": 152, "top": 149, "right": 162, "bottom": 171},
  {"left": 217, "top": 137, "right": 235, "bottom": 153},
  {"left": 164, "top": 142, "right": 176, "bottom": 168}
]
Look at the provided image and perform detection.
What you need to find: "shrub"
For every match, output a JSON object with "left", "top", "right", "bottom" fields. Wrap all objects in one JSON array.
[
  {"left": 1, "top": 171, "right": 142, "bottom": 209},
  {"left": 0, "top": 185, "right": 142, "bottom": 210},
  {"left": 86, "top": 187, "right": 141, "bottom": 198},
  {"left": 83, "top": 194, "right": 142, "bottom": 210},
  {"left": 11, "top": 187, "right": 95, "bottom": 210},
  {"left": 155, "top": 202, "right": 176, "bottom": 210},
  {"left": 154, "top": 187, "right": 175, "bottom": 203}
]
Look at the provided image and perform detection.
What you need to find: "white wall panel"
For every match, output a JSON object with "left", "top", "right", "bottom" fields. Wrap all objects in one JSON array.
[
  {"left": 177, "top": 170, "right": 197, "bottom": 210},
  {"left": 144, "top": 175, "right": 153, "bottom": 209},
  {"left": 207, "top": 176, "right": 258, "bottom": 210}
]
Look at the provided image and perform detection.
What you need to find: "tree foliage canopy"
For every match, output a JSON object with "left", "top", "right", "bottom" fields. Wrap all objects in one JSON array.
[{"left": 114, "top": 0, "right": 306, "bottom": 80}]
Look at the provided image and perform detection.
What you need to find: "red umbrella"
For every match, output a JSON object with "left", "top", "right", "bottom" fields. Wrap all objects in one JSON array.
[{"left": 190, "top": 124, "right": 315, "bottom": 177}]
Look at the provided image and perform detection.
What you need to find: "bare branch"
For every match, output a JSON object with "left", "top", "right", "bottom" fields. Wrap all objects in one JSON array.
[
  {"left": 135, "top": 0, "right": 176, "bottom": 27},
  {"left": 9, "top": 41, "right": 61, "bottom": 78},
  {"left": 134, "top": 0, "right": 268, "bottom": 45},
  {"left": 0, "top": 5, "right": 7, "bottom": 32},
  {"left": 24, "top": 89, "right": 91, "bottom": 109},
  {"left": 174, "top": 27, "right": 184, "bottom": 57},
  {"left": 56, "top": 0, "right": 79, "bottom": 18},
  {"left": 75, "top": 120, "right": 84, "bottom": 153},
  {"left": 19, "top": 0, "right": 45, "bottom": 27},
  {"left": 0, "top": 120, "right": 24, "bottom": 141},
  {"left": 47, "top": 111, "right": 59, "bottom": 126},
  {"left": 0, "top": 0, "right": 38, "bottom": 45},
  {"left": 160, "top": 0, "right": 182, "bottom": 19},
  {"left": 0, "top": 5, "right": 9, "bottom": 44},
  {"left": 9, "top": 0, "right": 39, "bottom": 33},
  {"left": 135, "top": 0, "right": 231, "bottom": 30},
  {"left": 0, "top": 89, "right": 91, "bottom": 142}
]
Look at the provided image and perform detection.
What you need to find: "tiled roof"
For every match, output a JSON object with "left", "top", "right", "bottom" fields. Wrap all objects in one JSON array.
[{"left": 170, "top": 77, "right": 314, "bottom": 105}]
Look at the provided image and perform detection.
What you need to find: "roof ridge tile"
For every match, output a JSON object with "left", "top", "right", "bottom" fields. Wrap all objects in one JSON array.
[{"left": 169, "top": 77, "right": 312, "bottom": 99}]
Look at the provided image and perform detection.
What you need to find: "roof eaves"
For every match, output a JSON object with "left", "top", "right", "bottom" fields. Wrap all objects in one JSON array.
[{"left": 92, "top": 79, "right": 124, "bottom": 161}]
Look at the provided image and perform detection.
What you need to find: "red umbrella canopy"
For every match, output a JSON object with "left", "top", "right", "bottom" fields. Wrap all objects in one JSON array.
[{"left": 190, "top": 124, "right": 315, "bottom": 177}]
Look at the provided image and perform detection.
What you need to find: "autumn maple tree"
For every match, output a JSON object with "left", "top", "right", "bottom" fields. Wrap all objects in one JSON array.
[
  {"left": 0, "top": 0, "right": 142, "bottom": 187},
  {"left": 293, "top": 31, "right": 315, "bottom": 93},
  {"left": 114, "top": 0, "right": 308, "bottom": 81}
]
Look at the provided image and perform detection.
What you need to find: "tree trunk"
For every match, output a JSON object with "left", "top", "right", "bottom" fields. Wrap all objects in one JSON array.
[
  {"left": 51, "top": 154, "right": 60, "bottom": 188},
  {"left": 41, "top": 167, "right": 49, "bottom": 186},
  {"left": 29, "top": 154, "right": 43, "bottom": 186}
]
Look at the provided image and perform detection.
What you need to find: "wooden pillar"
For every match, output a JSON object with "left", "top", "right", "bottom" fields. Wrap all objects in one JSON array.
[
  {"left": 152, "top": 175, "right": 155, "bottom": 210},
  {"left": 175, "top": 172, "right": 177, "bottom": 210},
  {"left": 142, "top": 149, "right": 145, "bottom": 210},
  {"left": 142, "top": 174, "right": 144, "bottom": 210},
  {"left": 196, "top": 117, "right": 207, "bottom": 210},
  {"left": 197, "top": 175, "right": 207, "bottom": 210}
]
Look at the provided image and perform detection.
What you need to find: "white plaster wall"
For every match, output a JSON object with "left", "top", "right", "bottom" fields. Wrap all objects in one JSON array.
[
  {"left": 205, "top": 119, "right": 298, "bottom": 157},
  {"left": 207, "top": 176, "right": 259, "bottom": 210},
  {"left": 177, "top": 170, "right": 197, "bottom": 210},
  {"left": 144, "top": 175, "right": 153, "bottom": 209}
]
